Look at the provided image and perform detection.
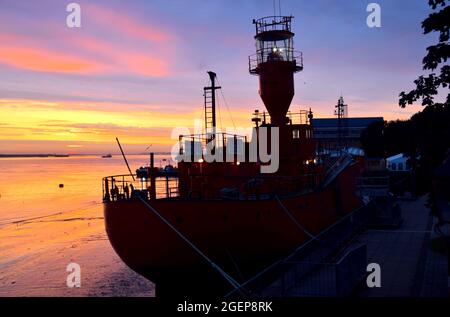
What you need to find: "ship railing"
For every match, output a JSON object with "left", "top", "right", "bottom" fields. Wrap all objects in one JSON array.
[
  {"left": 356, "top": 176, "right": 390, "bottom": 198},
  {"left": 179, "top": 132, "right": 247, "bottom": 144},
  {"left": 253, "top": 16, "right": 294, "bottom": 34},
  {"left": 249, "top": 49, "right": 303, "bottom": 74},
  {"left": 321, "top": 153, "right": 354, "bottom": 188},
  {"left": 252, "top": 109, "right": 311, "bottom": 125},
  {"left": 357, "top": 176, "right": 390, "bottom": 187},
  {"left": 177, "top": 132, "right": 248, "bottom": 160},
  {"left": 102, "top": 173, "right": 179, "bottom": 202}
]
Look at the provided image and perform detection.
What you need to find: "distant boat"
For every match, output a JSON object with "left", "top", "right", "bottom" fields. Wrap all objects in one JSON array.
[
  {"left": 53, "top": 154, "right": 69, "bottom": 157},
  {"left": 102, "top": 154, "right": 112, "bottom": 158}
]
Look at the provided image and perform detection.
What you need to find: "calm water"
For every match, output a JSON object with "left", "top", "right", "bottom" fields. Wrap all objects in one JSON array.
[
  {"left": 0, "top": 154, "right": 172, "bottom": 224},
  {"left": 0, "top": 154, "right": 170, "bottom": 296}
]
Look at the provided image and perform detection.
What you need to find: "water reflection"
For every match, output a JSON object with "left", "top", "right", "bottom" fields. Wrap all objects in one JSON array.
[{"left": 0, "top": 154, "right": 168, "bottom": 296}]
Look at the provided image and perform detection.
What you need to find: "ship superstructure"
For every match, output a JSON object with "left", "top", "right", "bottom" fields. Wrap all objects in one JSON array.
[{"left": 102, "top": 15, "right": 362, "bottom": 296}]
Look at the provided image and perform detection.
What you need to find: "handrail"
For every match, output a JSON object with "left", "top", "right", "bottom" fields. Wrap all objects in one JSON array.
[
  {"left": 102, "top": 173, "right": 137, "bottom": 180},
  {"left": 179, "top": 132, "right": 247, "bottom": 140},
  {"left": 249, "top": 49, "right": 303, "bottom": 73},
  {"left": 225, "top": 203, "right": 370, "bottom": 297},
  {"left": 178, "top": 133, "right": 248, "bottom": 158},
  {"left": 253, "top": 16, "right": 294, "bottom": 34},
  {"left": 252, "top": 109, "right": 311, "bottom": 125},
  {"left": 321, "top": 154, "right": 354, "bottom": 188},
  {"left": 102, "top": 173, "right": 179, "bottom": 201}
]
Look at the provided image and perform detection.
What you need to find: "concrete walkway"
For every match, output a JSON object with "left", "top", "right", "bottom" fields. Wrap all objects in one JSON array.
[
  {"left": 356, "top": 195, "right": 448, "bottom": 297},
  {"left": 420, "top": 199, "right": 449, "bottom": 297}
]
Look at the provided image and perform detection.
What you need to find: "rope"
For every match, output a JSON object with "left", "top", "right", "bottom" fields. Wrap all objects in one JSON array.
[
  {"left": 275, "top": 195, "right": 318, "bottom": 241},
  {"left": 217, "top": 89, "right": 223, "bottom": 133},
  {"left": 137, "top": 197, "right": 242, "bottom": 291},
  {"left": 217, "top": 78, "right": 236, "bottom": 130}
]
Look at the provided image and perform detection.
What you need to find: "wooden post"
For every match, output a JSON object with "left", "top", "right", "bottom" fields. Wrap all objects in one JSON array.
[
  {"left": 222, "top": 134, "right": 226, "bottom": 163},
  {"left": 234, "top": 135, "right": 238, "bottom": 163},
  {"left": 166, "top": 176, "right": 169, "bottom": 198},
  {"left": 150, "top": 153, "right": 156, "bottom": 200},
  {"left": 191, "top": 137, "right": 195, "bottom": 163}
]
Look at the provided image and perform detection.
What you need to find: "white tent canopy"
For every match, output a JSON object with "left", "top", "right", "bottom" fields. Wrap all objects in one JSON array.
[{"left": 386, "top": 153, "right": 411, "bottom": 171}]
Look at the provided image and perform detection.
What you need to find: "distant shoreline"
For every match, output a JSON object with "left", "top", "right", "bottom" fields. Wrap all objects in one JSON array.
[
  {"left": 0, "top": 153, "right": 171, "bottom": 158},
  {"left": 0, "top": 154, "right": 70, "bottom": 158}
]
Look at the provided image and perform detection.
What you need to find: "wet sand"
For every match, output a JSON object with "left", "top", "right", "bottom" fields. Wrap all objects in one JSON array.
[
  {"left": 0, "top": 155, "right": 161, "bottom": 297},
  {"left": 0, "top": 204, "right": 154, "bottom": 296}
]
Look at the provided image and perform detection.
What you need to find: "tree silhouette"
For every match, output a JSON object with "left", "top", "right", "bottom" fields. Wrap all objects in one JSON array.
[
  {"left": 362, "top": 1, "right": 450, "bottom": 195},
  {"left": 399, "top": 0, "right": 449, "bottom": 108},
  {"left": 361, "top": 120, "right": 385, "bottom": 157}
]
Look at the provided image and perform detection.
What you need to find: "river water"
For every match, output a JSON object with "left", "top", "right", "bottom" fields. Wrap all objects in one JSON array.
[{"left": 0, "top": 154, "right": 171, "bottom": 296}]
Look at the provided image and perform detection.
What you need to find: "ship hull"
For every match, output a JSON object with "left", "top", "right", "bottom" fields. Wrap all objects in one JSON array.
[{"left": 103, "top": 163, "right": 361, "bottom": 296}]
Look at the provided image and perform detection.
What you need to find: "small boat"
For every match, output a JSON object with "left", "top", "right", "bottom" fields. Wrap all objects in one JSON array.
[{"left": 102, "top": 154, "right": 112, "bottom": 158}]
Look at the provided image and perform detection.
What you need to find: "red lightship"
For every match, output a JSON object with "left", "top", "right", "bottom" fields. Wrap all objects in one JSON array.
[{"left": 102, "top": 16, "right": 362, "bottom": 296}]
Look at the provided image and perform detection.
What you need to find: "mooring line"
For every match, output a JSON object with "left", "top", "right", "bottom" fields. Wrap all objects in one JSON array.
[
  {"left": 137, "top": 197, "right": 243, "bottom": 292},
  {"left": 275, "top": 195, "right": 319, "bottom": 241},
  {"left": 0, "top": 201, "right": 102, "bottom": 227}
]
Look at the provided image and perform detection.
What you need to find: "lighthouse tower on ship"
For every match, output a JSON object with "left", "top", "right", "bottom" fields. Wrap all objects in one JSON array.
[
  {"left": 249, "top": 16, "right": 315, "bottom": 175},
  {"left": 249, "top": 15, "right": 303, "bottom": 124}
]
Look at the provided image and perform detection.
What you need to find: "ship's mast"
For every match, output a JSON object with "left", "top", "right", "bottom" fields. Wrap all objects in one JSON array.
[
  {"left": 204, "top": 71, "right": 221, "bottom": 143},
  {"left": 334, "top": 96, "right": 348, "bottom": 151}
]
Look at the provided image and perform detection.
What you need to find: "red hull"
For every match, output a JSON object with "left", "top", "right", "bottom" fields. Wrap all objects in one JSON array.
[{"left": 103, "top": 163, "right": 361, "bottom": 295}]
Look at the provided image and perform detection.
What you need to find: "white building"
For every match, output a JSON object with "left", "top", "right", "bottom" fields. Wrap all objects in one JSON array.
[{"left": 386, "top": 153, "right": 411, "bottom": 172}]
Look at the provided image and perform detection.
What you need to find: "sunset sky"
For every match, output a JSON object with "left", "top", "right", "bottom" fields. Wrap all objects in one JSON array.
[{"left": 0, "top": 0, "right": 435, "bottom": 154}]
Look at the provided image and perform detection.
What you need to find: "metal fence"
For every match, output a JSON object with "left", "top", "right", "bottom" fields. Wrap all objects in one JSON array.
[
  {"left": 274, "top": 244, "right": 367, "bottom": 297},
  {"left": 226, "top": 203, "right": 371, "bottom": 297}
]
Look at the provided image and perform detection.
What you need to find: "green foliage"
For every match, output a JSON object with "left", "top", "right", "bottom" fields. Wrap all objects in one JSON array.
[
  {"left": 399, "top": 0, "right": 449, "bottom": 108},
  {"left": 362, "top": 104, "right": 450, "bottom": 194},
  {"left": 362, "top": 1, "right": 450, "bottom": 194}
]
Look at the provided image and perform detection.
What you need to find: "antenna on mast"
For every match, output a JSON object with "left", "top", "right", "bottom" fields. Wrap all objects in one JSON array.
[
  {"left": 273, "top": 0, "right": 282, "bottom": 16},
  {"left": 334, "top": 96, "right": 349, "bottom": 152},
  {"left": 116, "top": 137, "right": 135, "bottom": 181}
]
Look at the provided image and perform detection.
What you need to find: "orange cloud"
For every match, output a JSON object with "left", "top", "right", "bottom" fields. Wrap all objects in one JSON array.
[
  {"left": 125, "top": 53, "right": 169, "bottom": 77},
  {"left": 71, "top": 35, "right": 170, "bottom": 77},
  {"left": 85, "top": 4, "right": 171, "bottom": 43},
  {"left": 0, "top": 45, "right": 104, "bottom": 74},
  {"left": 0, "top": 2, "right": 175, "bottom": 77},
  {"left": 0, "top": 22, "right": 171, "bottom": 77}
]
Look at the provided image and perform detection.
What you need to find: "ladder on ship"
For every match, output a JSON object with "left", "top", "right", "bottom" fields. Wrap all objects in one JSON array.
[{"left": 204, "top": 71, "right": 221, "bottom": 142}]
